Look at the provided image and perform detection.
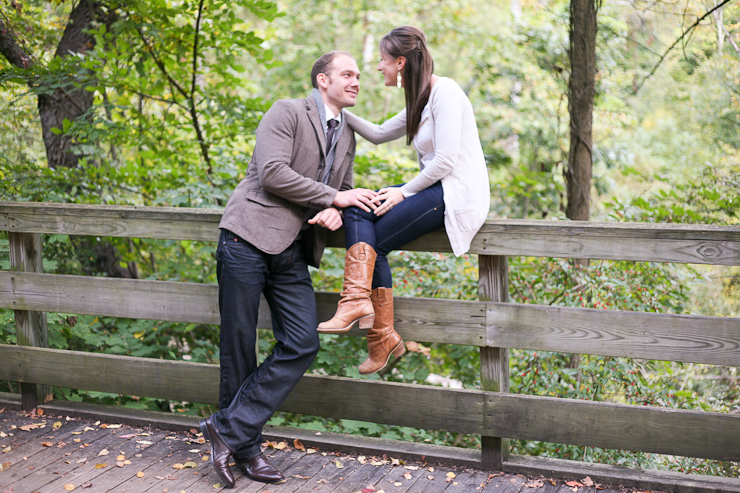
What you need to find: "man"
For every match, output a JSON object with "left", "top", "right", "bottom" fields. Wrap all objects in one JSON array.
[{"left": 199, "top": 51, "right": 377, "bottom": 488}]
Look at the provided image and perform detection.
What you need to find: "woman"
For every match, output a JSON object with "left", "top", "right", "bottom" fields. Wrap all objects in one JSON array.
[{"left": 318, "top": 26, "right": 490, "bottom": 375}]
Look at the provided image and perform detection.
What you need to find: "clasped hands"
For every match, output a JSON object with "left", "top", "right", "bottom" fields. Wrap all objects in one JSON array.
[{"left": 308, "top": 187, "right": 406, "bottom": 231}]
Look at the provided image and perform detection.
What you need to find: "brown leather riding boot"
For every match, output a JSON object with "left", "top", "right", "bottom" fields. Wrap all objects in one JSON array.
[
  {"left": 318, "top": 242, "right": 377, "bottom": 333},
  {"left": 359, "top": 287, "right": 406, "bottom": 375}
]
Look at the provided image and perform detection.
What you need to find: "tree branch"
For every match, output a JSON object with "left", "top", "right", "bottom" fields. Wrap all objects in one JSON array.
[
  {"left": 633, "top": 0, "right": 735, "bottom": 94},
  {"left": 188, "top": 0, "right": 213, "bottom": 176},
  {"left": 0, "top": 12, "right": 35, "bottom": 68}
]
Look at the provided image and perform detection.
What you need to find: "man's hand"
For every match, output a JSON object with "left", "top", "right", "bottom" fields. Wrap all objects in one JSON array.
[
  {"left": 333, "top": 188, "right": 378, "bottom": 213},
  {"left": 308, "top": 207, "right": 344, "bottom": 231},
  {"left": 373, "top": 187, "right": 405, "bottom": 216}
]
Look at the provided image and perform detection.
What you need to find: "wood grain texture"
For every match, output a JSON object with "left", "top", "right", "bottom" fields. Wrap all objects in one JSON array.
[
  {"left": 0, "top": 345, "right": 485, "bottom": 435},
  {"left": 4, "top": 345, "right": 738, "bottom": 462},
  {"left": 486, "top": 302, "right": 740, "bottom": 366},
  {"left": 9, "top": 232, "right": 50, "bottom": 409},
  {"left": 3, "top": 202, "right": 739, "bottom": 264},
  {"left": 479, "top": 255, "right": 511, "bottom": 468},
  {"left": 485, "top": 392, "right": 740, "bottom": 462},
  {"left": 0, "top": 272, "right": 487, "bottom": 346}
]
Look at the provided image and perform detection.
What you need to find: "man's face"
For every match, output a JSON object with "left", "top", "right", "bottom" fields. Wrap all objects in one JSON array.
[{"left": 318, "top": 54, "right": 360, "bottom": 111}]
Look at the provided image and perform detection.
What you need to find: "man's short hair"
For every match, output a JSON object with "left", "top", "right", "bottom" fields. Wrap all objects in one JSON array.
[{"left": 311, "top": 51, "right": 355, "bottom": 89}]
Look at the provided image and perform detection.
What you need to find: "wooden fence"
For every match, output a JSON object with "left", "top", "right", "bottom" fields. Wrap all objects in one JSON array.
[{"left": 1, "top": 201, "right": 739, "bottom": 473}]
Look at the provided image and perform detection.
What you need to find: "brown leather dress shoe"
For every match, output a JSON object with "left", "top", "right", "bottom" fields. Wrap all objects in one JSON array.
[
  {"left": 199, "top": 417, "right": 235, "bottom": 488},
  {"left": 235, "top": 454, "right": 286, "bottom": 484}
]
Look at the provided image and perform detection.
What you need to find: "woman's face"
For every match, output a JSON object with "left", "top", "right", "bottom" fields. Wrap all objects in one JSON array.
[{"left": 377, "top": 49, "right": 403, "bottom": 87}]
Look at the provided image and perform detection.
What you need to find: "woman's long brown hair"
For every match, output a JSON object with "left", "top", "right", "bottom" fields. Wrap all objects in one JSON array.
[{"left": 380, "top": 26, "right": 434, "bottom": 145}]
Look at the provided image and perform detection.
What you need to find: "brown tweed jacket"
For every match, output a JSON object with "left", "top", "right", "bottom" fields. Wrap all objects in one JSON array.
[{"left": 219, "top": 95, "right": 356, "bottom": 267}]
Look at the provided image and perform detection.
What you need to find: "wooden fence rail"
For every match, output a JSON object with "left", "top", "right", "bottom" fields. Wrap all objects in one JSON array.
[{"left": 1, "top": 201, "right": 740, "bottom": 474}]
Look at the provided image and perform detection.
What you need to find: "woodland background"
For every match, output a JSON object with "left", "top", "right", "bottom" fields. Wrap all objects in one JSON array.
[{"left": 0, "top": 0, "right": 739, "bottom": 477}]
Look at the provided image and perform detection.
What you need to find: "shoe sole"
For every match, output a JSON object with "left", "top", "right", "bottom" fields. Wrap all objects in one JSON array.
[
  {"left": 359, "top": 340, "right": 406, "bottom": 375},
  {"left": 317, "top": 313, "right": 374, "bottom": 334},
  {"left": 200, "top": 420, "right": 234, "bottom": 488}
]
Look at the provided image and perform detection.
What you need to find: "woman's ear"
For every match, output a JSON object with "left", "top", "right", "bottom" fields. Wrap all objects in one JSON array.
[{"left": 396, "top": 56, "right": 407, "bottom": 72}]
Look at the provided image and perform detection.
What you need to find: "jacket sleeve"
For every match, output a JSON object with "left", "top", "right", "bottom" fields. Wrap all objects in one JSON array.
[
  {"left": 253, "top": 100, "right": 337, "bottom": 210},
  {"left": 401, "top": 79, "right": 463, "bottom": 197},
  {"left": 344, "top": 109, "right": 407, "bottom": 145},
  {"left": 339, "top": 135, "right": 356, "bottom": 192}
]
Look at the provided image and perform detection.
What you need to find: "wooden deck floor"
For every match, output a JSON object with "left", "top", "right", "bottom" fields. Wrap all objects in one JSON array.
[{"left": 0, "top": 408, "right": 627, "bottom": 493}]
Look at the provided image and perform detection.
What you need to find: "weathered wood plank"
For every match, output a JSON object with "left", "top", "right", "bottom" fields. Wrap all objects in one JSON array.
[
  {"left": 486, "top": 302, "right": 740, "bottom": 366},
  {"left": 2, "top": 345, "right": 740, "bottom": 462},
  {"left": 5, "top": 271, "right": 740, "bottom": 365},
  {"left": 0, "top": 271, "right": 487, "bottom": 347},
  {"left": 485, "top": 392, "right": 740, "bottom": 462},
  {"left": 3, "top": 202, "right": 739, "bottom": 264},
  {"left": 479, "top": 255, "right": 511, "bottom": 469},
  {"left": 8, "top": 231, "right": 50, "bottom": 410},
  {"left": 0, "top": 345, "right": 486, "bottom": 435},
  {"left": 0, "top": 201, "right": 222, "bottom": 242}
]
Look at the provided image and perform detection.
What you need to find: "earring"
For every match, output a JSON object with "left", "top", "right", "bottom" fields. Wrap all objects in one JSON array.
[{"left": 397, "top": 72, "right": 402, "bottom": 89}]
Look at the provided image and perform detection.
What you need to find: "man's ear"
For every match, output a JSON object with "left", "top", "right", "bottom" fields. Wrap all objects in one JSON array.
[{"left": 317, "top": 73, "right": 330, "bottom": 89}]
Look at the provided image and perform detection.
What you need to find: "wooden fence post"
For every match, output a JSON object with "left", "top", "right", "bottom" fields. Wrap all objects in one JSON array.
[
  {"left": 9, "top": 232, "right": 51, "bottom": 410},
  {"left": 479, "top": 254, "right": 510, "bottom": 470}
]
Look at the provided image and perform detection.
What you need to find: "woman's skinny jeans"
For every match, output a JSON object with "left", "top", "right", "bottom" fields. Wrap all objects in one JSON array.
[{"left": 344, "top": 181, "right": 445, "bottom": 289}]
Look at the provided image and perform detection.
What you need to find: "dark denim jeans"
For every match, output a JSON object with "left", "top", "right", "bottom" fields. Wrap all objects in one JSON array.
[
  {"left": 212, "top": 229, "right": 320, "bottom": 461},
  {"left": 344, "top": 181, "right": 445, "bottom": 288}
]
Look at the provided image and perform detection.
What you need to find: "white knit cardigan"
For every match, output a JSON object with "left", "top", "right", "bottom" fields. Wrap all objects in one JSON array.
[{"left": 344, "top": 77, "right": 490, "bottom": 256}]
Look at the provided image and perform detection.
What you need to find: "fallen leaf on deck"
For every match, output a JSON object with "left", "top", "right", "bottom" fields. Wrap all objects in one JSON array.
[
  {"left": 82, "top": 483, "right": 92, "bottom": 488},
  {"left": 447, "top": 472, "right": 456, "bottom": 478},
  {"left": 137, "top": 471, "right": 145, "bottom": 478},
  {"left": 139, "top": 432, "right": 152, "bottom": 436},
  {"left": 511, "top": 478, "right": 519, "bottom": 483},
  {"left": 53, "top": 422, "right": 62, "bottom": 429},
  {"left": 370, "top": 461, "right": 384, "bottom": 466},
  {"left": 155, "top": 476, "right": 165, "bottom": 480},
  {"left": 335, "top": 460, "right": 344, "bottom": 468},
  {"left": 3, "top": 446, "right": 11, "bottom": 453},
  {"left": 566, "top": 481, "right": 584, "bottom": 488},
  {"left": 274, "top": 441, "right": 287, "bottom": 450},
  {"left": 404, "top": 465, "right": 419, "bottom": 470},
  {"left": 0, "top": 432, "right": 6, "bottom": 437},
  {"left": 391, "top": 458, "right": 401, "bottom": 466},
  {"left": 118, "top": 434, "right": 136, "bottom": 439},
  {"left": 94, "top": 463, "right": 107, "bottom": 469},
  {"left": 317, "top": 479, "right": 328, "bottom": 484},
  {"left": 107, "top": 424, "right": 122, "bottom": 429},
  {"left": 292, "top": 474, "right": 311, "bottom": 479},
  {"left": 137, "top": 441, "right": 153, "bottom": 445},
  {"left": 306, "top": 448, "right": 317, "bottom": 454},
  {"left": 525, "top": 480, "right": 545, "bottom": 488},
  {"left": 428, "top": 467, "right": 434, "bottom": 472},
  {"left": 63, "top": 485, "right": 75, "bottom": 491},
  {"left": 41, "top": 442, "right": 53, "bottom": 447},
  {"left": 403, "top": 473, "right": 412, "bottom": 480},
  {"left": 582, "top": 477, "right": 594, "bottom": 487},
  {"left": 188, "top": 449, "right": 201, "bottom": 453},
  {"left": 166, "top": 475, "right": 177, "bottom": 480},
  {"left": 394, "top": 482, "right": 402, "bottom": 486},
  {"left": 361, "top": 489, "right": 376, "bottom": 493},
  {"left": 293, "top": 439, "right": 305, "bottom": 451},
  {"left": 212, "top": 484, "right": 220, "bottom": 489},
  {"left": 83, "top": 427, "right": 94, "bottom": 432},
  {"left": 19, "top": 424, "right": 39, "bottom": 431},
  {"left": 117, "top": 462, "right": 125, "bottom": 468},
  {"left": 116, "top": 455, "right": 126, "bottom": 461},
  {"left": 98, "top": 449, "right": 109, "bottom": 456},
  {"left": 1, "top": 462, "right": 10, "bottom": 471},
  {"left": 76, "top": 458, "right": 87, "bottom": 464},
  {"left": 173, "top": 463, "right": 186, "bottom": 469},
  {"left": 202, "top": 456, "right": 209, "bottom": 461},
  {"left": 428, "top": 476, "right": 435, "bottom": 480}
]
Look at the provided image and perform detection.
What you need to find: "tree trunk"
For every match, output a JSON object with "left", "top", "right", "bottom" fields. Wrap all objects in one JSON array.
[
  {"left": 565, "top": 0, "right": 599, "bottom": 222},
  {"left": 0, "top": 1, "right": 115, "bottom": 169}
]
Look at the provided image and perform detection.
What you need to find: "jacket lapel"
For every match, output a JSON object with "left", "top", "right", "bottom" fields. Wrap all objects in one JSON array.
[{"left": 306, "top": 96, "right": 327, "bottom": 158}]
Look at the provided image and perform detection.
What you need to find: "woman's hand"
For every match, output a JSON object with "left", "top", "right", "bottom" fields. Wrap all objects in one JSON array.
[{"left": 373, "top": 187, "right": 405, "bottom": 216}]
